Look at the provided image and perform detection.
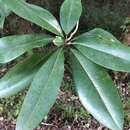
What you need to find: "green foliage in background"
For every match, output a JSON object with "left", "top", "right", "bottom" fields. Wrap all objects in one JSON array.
[
  {"left": 1, "top": 0, "right": 130, "bottom": 130},
  {"left": 0, "top": 92, "right": 26, "bottom": 120}
]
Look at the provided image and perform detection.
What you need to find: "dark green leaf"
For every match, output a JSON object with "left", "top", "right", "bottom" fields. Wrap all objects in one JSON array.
[
  {"left": 0, "top": 52, "right": 50, "bottom": 98},
  {"left": 72, "top": 28, "right": 130, "bottom": 72},
  {"left": 0, "top": 16, "right": 5, "bottom": 29},
  {"left": 0, "top": 0, "right": 25, "bottom": 29},
  {"left": 16, "top": 48, "right": 64, "bottom": 130},
  {"left": 3, "top": 0, "right": 63, "bottom": 36},
  {"left": 70, "top": 48, "right": 124, "bottom": 130},
  {"left": 0, "top": 0, "right": 10, "bottom": 16},
  {"left": 0, "top": 34, "right": 53, "bottom": 63},
  {"left": 0, "top": 2, "right": 10, "bottom": 29},
  {"left": 60, "top": 0, "right": 82, "bottom": 34}
]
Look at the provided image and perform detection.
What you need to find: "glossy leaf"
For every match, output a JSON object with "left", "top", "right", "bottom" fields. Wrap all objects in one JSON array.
[
  {"left": 0, "top": 0, "right": 25, "bottom": 29},
  {"left": 0, "top": 0, "right": 10, "bottom": 29},
  {"left": 3, "top": 0, "right": 63, "bottom": 36},
  {"left": 0, "top": 34, "right": 53, "bottom": 63},
  {"left": 70, "top": 49, "right": 124, "bottom": 130},
  {"left": 16, "top": 48, "right": 64, "bottom": 130},
  {"left": 0, "top": 0, "right": 10, "bottom": 16},
  {"left": 72, "top": 28, "right": 130, "bottom": 72},
  {"left": 0, "top": 16, "right": 5, "bottom": 29},
  {"left": 60, "top": 0, "right": 82, "bottom": 34},
  {"left": 0, "top": 52, "right": 50, "bottom": 98}
]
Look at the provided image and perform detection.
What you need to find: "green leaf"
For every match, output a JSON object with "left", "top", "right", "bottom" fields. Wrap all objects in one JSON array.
[
  {"left": 0, "top": 0, "right": 10, "bottom": 15},
  {"left": 0, "top": 0, "right": 25, "bottom": 29},
  {"left": 16, "top": 48, "right": 64, "bottom": 130},
  {"left": 70, "top": 49, "right": 124, "bottom": 130},
  {"left": 0, "top": 16, "right": 5, "bottom": 29},
  {"left": 0, "top": 52, "right": 50, "bottom": 98},
  {"left": 53, "top": 36, "right": 64, "bottom": 47},
  {"left": 60, "top": 0, "right": 82, "bottom": 35},
  {"left": 72, "top": 28, "right": 130, "bottom": 72},
  {"left": 3, "top": 0, "right": 63, "bottom": 36},
  {"left": 0, "top": 34, "right": 53, "bottom": 63},
  {"left": 0, "top": 1, "right": 10, "bottom": 29}
]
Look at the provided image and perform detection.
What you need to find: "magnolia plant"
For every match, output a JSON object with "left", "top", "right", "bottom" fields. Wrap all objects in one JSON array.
[{"left": 0, "top": 0, "right": 130, "bottom": 130}]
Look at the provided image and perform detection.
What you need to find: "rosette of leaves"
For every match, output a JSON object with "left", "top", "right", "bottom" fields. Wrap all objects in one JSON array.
[{"left": 0, "top": 0, "right": 130, "bottom": 130}]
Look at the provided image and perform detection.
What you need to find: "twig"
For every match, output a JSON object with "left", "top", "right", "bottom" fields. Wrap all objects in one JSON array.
[{"left": 66, "top": 21, "right": 79, "bottom": 42}]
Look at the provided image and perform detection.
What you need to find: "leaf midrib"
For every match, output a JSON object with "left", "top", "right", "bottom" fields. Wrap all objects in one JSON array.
[
  {"left": 74, "top": 43, "right": 130, "bottom": 62},
  {"left": 23, "top": 49, "right": 62, "bottom": 129},
  {"left": 0, "top": 37, "right": 52, "bottom": 50},
  {"left": 16, "top": 0, "right": 60, "bottom": 34},
  {"left": 0, "top": 53, "right": 49, "bottom": 90},
  {"left": 66, "top": 0, "right": 74, "bottom": 32},
  {"left": 0, "top": 37, "right": 52, "bottom": 62},
  {"left": 72, "top": 51, "right": 121, "bottom": 129}
]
